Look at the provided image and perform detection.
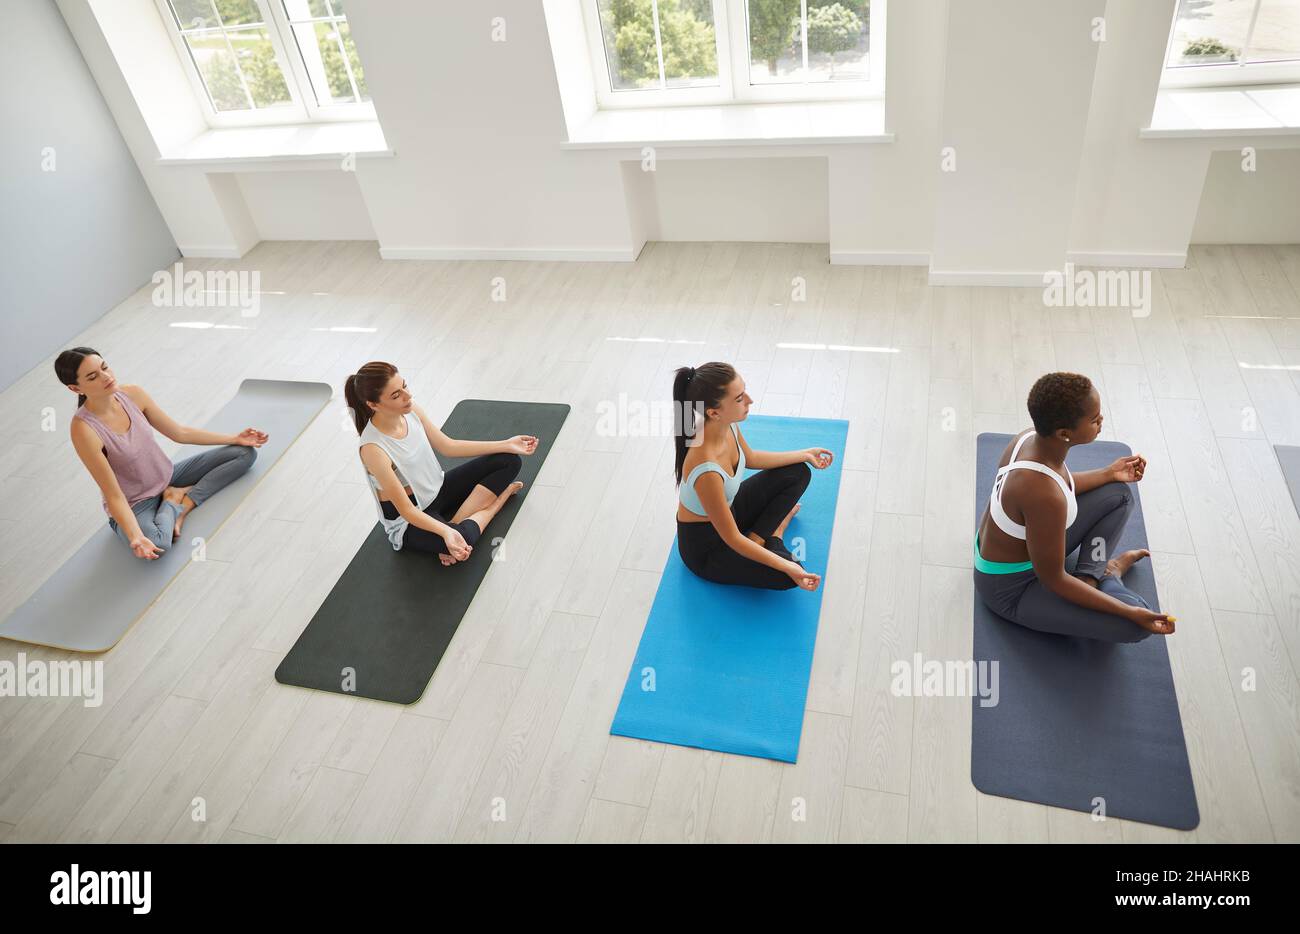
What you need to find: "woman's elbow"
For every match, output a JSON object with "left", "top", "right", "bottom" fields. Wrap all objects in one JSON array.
[
  {"left": 1036, "top": 568, "right": 1072, "bottom": 598},
  {"left": 721, "top": 531, "right": 752, "bottom": 555}
]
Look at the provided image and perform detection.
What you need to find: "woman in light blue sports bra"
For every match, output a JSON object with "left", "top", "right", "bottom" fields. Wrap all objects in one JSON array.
[
  {"left": 673, "top": 362, "right": 834, "bottom": 591},
  {"left": 974, "top": 372, "right": 1175, "bottom": 642}
]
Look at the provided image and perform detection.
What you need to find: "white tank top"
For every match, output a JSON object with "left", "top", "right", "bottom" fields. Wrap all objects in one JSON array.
[
  {"left": 990, "top": 430, "right": 1077, "bottom": 540},
  {"left": 358, "top": 412, "right": 445, "bottom": 550}
]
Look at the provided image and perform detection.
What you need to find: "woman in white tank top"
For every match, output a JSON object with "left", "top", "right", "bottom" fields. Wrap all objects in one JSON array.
[
  {"left": 974, "top": 372, "right": 1175, "bottom": 642},
  {"left": 345, "top": 362, "right": 539, "bottom": 565}
]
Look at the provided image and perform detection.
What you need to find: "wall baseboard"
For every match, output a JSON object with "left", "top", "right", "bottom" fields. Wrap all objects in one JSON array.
[
  {"left": 1066, "top": 251, "right": 1187, "bottom": 269},
  {"left": 830, "top": 250, "right": 930, "bottom": 266},
  {"left": 927, "top": 269, "right": 1051, "bottom": 287},
  {"left": 178, "top": 245, "right": 246, "bottom": 259},
  {"left": 378, "top": 246, "right": 638, "bottom": 262}
]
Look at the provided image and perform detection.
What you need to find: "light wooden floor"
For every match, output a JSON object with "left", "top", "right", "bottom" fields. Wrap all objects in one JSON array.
[{"left": 1, "top": 241, "right": 1298, "bottom": 844}]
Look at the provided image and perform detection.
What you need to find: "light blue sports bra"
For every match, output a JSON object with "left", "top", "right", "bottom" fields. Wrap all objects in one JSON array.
[{"left": 679, "top": 423, "right": 745, "bottom": 516}]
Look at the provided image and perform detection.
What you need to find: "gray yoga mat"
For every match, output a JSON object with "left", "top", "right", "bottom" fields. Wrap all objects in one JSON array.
[
  {"left": 274, "top": 400, "right": 570, "bottom": 705},
  {"left": 971, "top": 433, "right": 1199, "bottom": 830},
  {"left": 1276, "top": 445, "right": 1300, "bottom": 516},
  {"left": 0, "top": 379, "right": 332, "bottom": 653}
]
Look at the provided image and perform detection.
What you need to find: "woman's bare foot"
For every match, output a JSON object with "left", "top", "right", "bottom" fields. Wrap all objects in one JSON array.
[
  {"left": 163, "top": 486, "right": 196, "bottom": 541},
  {"left": 162, "top": 484, "right": 192, "bottom": 506},
  {"left": 773, "top": 503, "right": 800, "bottom": 540},
  {"left": 1106, "top": 548, "right": 1151, "bottom": 579},
  {"left": 441, "top": 482, "right": 525, "bottom": 567}
]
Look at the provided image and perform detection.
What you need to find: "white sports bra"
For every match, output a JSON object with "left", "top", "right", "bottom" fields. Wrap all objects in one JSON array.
[
  {"left": 989, "top": 430, "right": 1077, "bottom": 540},
  {"left": 359, "top": 412, "right": 445, "bottom": 551}
]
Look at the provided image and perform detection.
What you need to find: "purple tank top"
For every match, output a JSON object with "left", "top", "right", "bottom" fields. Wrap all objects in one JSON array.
[{"left": 74, "top": 390, "right": 174, "bottom": 513}]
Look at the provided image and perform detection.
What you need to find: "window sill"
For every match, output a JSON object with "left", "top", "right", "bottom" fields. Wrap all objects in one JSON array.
[
  {"left": 156, "top": 121, "right": 393, "bottom": 169},
  {"left": 560, "top": 99, "right": 891, "bottom": 150},
  {"left": 1141, "top": 85, "right": 1300, "bottom": 138}
]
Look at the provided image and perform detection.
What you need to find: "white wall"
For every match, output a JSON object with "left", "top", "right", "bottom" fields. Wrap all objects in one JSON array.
[
  {"left": 55, "top": 0, "right": 1300, "bottom": 274},
  {"left": 236, "top": 171, "right": 376, "bottom": 242},
  {"left": 348, "top": 0, "right": 635, "bottom": 260},
  {"left": 829, "top": 0, "right": 946, "bottom": 264},
  {"left": 626, "top": 157, "right": 829, "bottom": 244},
  {"left": 930, "top": 0, "right": 1106, "bottom": 281},
  {"left": 59, "top": 0, "right": 255, "bottom": 256},
  {"left": 1192, "top": 148, "right": 1300, "bottom": 244},
  {"left": 0, "top": 0, "right": 178, "bottom": 391}
]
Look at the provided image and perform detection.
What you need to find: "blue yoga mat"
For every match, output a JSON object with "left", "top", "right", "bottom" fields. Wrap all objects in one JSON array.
[
  {"left": 611, "top": 415, "right": 849, "bottom": 763},
  {"left": 971, "top": 433, "right": 1199, "bottom": 830}
]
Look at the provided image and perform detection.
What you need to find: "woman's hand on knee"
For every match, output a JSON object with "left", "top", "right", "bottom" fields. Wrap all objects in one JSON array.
[
  {"left": 1107, "top": 454, "right": 1146, "bottom": 483},
  {"left": 1125, "top": 604, "right": 1175, "bottom": 635},
  {"left": 234, "top": 427, "right": 268, "bottom": 447},
  {"left": 803, "top": 448, "right": 833, "bottom": 470},
  {"left": 787, "top": 563, "right": 820, "bottom": 591},
  {"left": 129, "top": 533, "right": 164, "bottom": 560},
  {"left": 441, "top": 527, "right": 472, "bottom": 562}
]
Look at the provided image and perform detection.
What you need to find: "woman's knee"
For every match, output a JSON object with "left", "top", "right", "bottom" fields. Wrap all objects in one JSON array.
[
  {"left": 1107, "top": 591, "right": 1154, "bottom": 642},
  {"left": 458, "top": 519, "right": 482, "bottom": 547},
  {"left": 486, "top": 452, "right": 522, "bottom": 477},
  {"left": 782, "top": 461, "right": 812, "bottom": 487},
  {"left": 1095, "top": 480, "right": 1133, "bottom": 509},
  {"left": 234, "top": 444, "right": 257, "bottom": 470}
]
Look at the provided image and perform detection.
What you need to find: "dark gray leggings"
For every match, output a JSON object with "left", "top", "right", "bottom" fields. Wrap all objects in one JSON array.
[{"left": 974, "top": 481, "right": 1152, "bottom": 643}]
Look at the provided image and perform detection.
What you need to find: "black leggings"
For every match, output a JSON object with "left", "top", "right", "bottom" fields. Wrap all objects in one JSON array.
[
  {"left": 677, "top": 461, "right": 812, "bottom": 590},
  {"left": 382, "top": 452, "right": 522, "bottom": 555}
]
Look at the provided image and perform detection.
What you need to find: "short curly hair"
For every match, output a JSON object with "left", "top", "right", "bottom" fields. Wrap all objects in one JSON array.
[{"left": 1027, "top": 372, "right": 1094, "bottom": 437}]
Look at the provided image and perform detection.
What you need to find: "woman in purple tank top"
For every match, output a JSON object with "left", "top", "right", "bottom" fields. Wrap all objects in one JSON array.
[{"left": 55, "top": 347, "right": 269, "bottom": 560}]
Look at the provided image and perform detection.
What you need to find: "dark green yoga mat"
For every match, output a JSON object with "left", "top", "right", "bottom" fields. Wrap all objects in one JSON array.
[{"left": 275, "top": 400, "right": 569, "bottom": 704}]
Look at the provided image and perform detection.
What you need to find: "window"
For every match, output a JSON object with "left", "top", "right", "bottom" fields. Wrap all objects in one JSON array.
[
  {"left": 157, "top": 0, "right": 374, "bottom": 126},
  {"left": 582, "top": 0, "right": 883, "bottom": 108},
  {"left": 1162, "top": 0, "right": 1300, "bottom": 88}
]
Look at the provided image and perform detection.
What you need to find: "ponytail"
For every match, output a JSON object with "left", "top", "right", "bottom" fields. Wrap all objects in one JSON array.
[
  {"left": 344, "top": 361, "right": 399, "bottom": 435},
  {"left": 672, "top": 361, "right": 736, "bottom": 485},
  {"left": 53, "top": 346, "right": 100, "bottom": 408}
]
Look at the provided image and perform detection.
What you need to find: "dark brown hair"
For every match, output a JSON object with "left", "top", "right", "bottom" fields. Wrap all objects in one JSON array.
[
  {"left": 672, "top": 361, "right": 737, "bottom": 485},
  {"left": 1027, "top": 372, "right": 1094, "bottom": 437},
  {"left": 344, "top": 361, "right": 399, "bottom": 435},
  {"left": 53, "top": 346, "right": 101, "bottom": 408}
]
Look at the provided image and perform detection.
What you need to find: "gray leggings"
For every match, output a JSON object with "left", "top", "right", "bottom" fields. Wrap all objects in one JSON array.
[
  {"left": 974, "top": 481, "right": 1152, "bottom": 643},
  {"left": 110, "top": 444, "right": 257, "bottom": 550}
]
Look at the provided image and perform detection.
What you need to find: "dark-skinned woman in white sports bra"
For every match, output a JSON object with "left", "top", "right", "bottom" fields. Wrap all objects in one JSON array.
[{"left": 974, "top": 372, "right": 1175, "bottom": 642}]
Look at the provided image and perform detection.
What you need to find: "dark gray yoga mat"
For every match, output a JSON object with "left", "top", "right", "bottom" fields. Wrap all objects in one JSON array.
[
  {"left": 1276, "top": 445, "right": 1300, "bottom": 516},
  {"left": 274, "top": 400, "right": 569, "bottom": 705},
  {"left": 971, "top": 433, "right": 1199, "bottom": 830},
  {"left": 0, "top": 379, "right": 332, "bottom": 653}
]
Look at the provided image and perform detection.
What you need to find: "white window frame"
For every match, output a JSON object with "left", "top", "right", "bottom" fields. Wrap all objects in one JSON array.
[
  {"left": 581, "top": 0, "right": 884, "bottom": 110},
  {"left": 154, "top": 0, "right": 376, "bottom": 128},
  {"left": 1160, "top": 0, "right": 1300, "bottom": 89}
]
